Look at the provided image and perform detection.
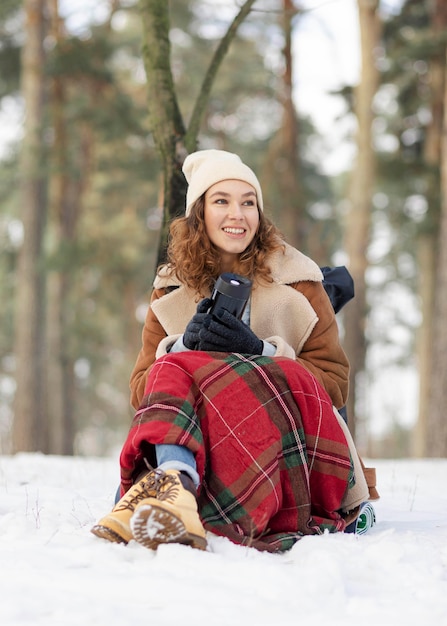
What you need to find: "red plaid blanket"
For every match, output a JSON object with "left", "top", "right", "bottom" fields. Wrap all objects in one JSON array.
[{"left": 120, "top": 352, "right": 354, "bottom": 552}]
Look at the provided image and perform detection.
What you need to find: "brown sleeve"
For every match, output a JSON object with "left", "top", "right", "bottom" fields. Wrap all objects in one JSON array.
[
  {"left": 292, "top": 280, "right": 350, "bottom": 409},
  {"left": 130, "top": 282, "right": 349, "bottom": 410},
  {"left": 129, "top": 288, "right": 168, "bottom": 410}
]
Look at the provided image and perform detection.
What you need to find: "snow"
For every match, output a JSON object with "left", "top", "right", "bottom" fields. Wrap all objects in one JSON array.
[{"left": 1, "top": 454, "right": 446, "bottom": 625}]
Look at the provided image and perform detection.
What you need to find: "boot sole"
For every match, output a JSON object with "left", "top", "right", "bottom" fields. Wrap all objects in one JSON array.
[
  {"left": 90, "top": 524, "right": 129, "bottom": 544},
  {"left": 131, "top": 504, "right": 207, "bottom": 551}
]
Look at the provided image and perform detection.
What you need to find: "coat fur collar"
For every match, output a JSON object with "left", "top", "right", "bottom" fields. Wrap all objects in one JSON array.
[
  {"left": 153, "top": 242, "right": 323, "bottom": 290},
  {"left": 151, "top": 243, "right": 323, "bottom": 360}
]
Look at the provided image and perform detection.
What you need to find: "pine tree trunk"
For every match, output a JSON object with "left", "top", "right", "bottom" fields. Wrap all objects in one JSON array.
[
  {"left": 426, "top": 30, "right": 447, "bottom": 457},
  {"left": 138, "top": 0, "right": 257, "bottom": 266},
  {"left": 413, "top": 235, "right": 435, "bottom": 456},
  {"left": 343, "top": 0, "right": 381, "bottom": 445},
  {"left": 12, "top": 0, "right": 48, "bottom": 453},
  {"left": 277, "top": 0, "right": 301, "bottom": 250},
  {"left": 45, "top": 0, "right": 74, "bottom": 455},
  {"left": 415, "top": 0, "right": 447, "bottom": 457},
  {"left": 139, "top": 0, "right": 188, "bottom": 266}
]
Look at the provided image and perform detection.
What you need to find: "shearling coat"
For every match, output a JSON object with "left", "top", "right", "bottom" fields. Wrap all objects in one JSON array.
[{"left": 129, "top": 242, "right": 350, "bottom": 410}]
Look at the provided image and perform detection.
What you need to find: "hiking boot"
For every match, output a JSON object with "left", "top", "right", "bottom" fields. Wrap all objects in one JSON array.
[
  {"left": 345, "top": 501, "right": 376, "bottom": 535},
  {"left": 90, "top": 472, "right": 157, "bottom": 544},
  {"left": 355, "top": 501, "right": 376, "bottom": 534},
  {"left": 130, "top": 468, "right": 207, "bottom": 551}
]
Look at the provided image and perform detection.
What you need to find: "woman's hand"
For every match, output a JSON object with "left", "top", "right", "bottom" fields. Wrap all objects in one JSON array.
[
  {"left": 183, "top": 298, "right": 212, "bottom": 350},
  {"left": 198, "top": 309, "right": 263, "bottom": 355}
]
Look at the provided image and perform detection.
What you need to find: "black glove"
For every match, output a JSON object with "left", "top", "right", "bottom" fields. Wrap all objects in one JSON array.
[
  {"left": 183, "top": 298, "right": 213, "bottom": 350},
  {"left": 198, "top": 308, "right": 263, "bottom": 355}
]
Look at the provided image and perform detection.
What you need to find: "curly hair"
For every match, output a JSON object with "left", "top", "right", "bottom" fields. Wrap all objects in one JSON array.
[{"left": 161, "top": 196, "right": 285, "bottom": 296}]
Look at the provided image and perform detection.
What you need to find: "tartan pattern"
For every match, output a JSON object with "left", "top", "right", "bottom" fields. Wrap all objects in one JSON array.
[{"left": 120, "top": 352, "right": 354, "bottom": 552}]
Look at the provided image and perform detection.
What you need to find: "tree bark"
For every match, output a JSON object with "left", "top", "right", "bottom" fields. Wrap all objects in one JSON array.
[
  {"left": 343, "top": 0, "right": 381, "bottom": 446},
  {"left": 413, "top": 235, "right": 435, "bottom": 456},
  {"left": 138, "top": 0, "right": 257, "bottom": 266},
  {"left": 279, "top": 0, "right": 302, "bottom": 249},
  {"left": 262, "top": 0, "right": 302, "bottom": 249},
  {"left": 46, "top": 0, "right": 69, "bottom": 454},
  {"left": 426, "top": 2, "right": 447, "bottom": 456},
  {"left": 12, "top": 0, "right": 47, "bottom": 452},
  {"left": 414, "top": 0, "right": 447, "bottom": 457}
]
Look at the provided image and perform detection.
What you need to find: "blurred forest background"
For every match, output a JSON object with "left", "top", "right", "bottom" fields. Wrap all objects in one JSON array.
[{"left": 1, "top": 0, "right": 447, "bottom": 459}]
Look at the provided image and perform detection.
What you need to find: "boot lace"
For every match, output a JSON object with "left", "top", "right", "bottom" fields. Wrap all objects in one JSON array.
[
  {"left": 153, "top": 471, "right": 180, "bottom": 502},
  {"left": 115, "top": 469, "right": 179, "bottom": 512}
]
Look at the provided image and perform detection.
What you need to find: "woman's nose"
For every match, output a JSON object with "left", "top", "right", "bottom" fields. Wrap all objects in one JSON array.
[{"left": 228, "top": 201, "right": 243, "bottom": 218}]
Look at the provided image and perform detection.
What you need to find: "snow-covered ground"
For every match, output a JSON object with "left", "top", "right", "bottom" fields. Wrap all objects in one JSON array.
[{"left": 0, "top": 453, "right": 446, "bottom": 625}]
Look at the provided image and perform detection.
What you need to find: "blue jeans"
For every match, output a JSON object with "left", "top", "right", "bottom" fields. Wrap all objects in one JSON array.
[
  {"left": 114, "top": 444, "right": 199, "bottom": 504},
  {"left": 155, "top": 444, "right": 200, "bottom": 487}
]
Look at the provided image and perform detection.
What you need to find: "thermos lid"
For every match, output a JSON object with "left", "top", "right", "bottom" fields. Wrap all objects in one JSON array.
[{"left": 213, "top": 273, "right": 252, "bottom": 300}]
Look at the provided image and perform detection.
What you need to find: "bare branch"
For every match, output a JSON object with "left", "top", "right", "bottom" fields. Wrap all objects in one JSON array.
[{"left": 185, "top": 0, "right": 258, "bottom": 148}]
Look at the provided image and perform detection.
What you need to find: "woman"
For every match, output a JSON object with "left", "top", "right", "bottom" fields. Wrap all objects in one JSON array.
[{"left": 91, "top": 149, "right": 371, "bottom": 553}]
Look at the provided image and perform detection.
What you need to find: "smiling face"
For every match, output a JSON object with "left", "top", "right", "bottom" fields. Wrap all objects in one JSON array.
[{"left": 203, "top": 179, "right": 260, "bottom": 272}]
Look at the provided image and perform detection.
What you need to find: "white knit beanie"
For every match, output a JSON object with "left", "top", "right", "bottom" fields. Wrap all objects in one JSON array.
[{"left": 182, "top": 149, "right": 264, "bottom": 216}]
